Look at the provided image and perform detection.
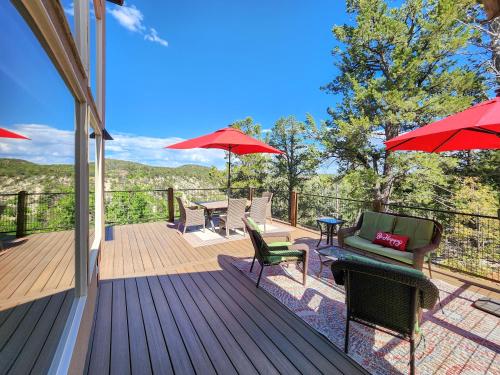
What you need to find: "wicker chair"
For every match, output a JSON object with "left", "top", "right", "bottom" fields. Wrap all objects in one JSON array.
[
  {"left": 243, "top": 217, "right": 308, "bottom": 287},
  {"left": 331, "top": 255, "right": 439, "bottom": 375},
  {"left": 246, "top": 197, "right": 268, "bottom": 231},
  {"left": 176, "top": 197, "right": 206, "bottom": 234},
  {"left": 219, "top": 198, "right": 247, "bottom": 237},
  {"left": 262, "top": 191, "right": 273, "bottom": 223}
]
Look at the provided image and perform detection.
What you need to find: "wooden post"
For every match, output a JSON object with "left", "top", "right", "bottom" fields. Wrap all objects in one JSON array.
[
  {"left": 248, "top": 187, "right": 254, "bottom": 201},
  {"left": 167, "top": 188, "right": 175, "bottom": 223},
  {"left": 16, "top": 191, "right": 27, "bottom": 238},
  {"left": 290, "top": 191, "right": 298, "bottom": 227}
]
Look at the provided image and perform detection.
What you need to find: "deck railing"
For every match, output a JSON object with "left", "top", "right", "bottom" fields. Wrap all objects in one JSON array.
[{"left": 1, "top": 188, "right": 498, "bottom": 281}]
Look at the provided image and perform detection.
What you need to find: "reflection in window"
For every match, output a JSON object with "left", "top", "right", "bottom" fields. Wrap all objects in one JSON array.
[{"left": 0, "top": 1, "right": 81, "bottom": 372}]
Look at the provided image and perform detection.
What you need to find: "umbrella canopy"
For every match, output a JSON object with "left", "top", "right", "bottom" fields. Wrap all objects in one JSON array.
[
  {"left": 166, "top": 127, "right": 283, "bottom": 191},
  {"left": 385, "top": 97, "right": 500, "bottom": 152},
  {"left": 166, "top": 127, "right": 282, "bottom": 155},
  {"left": 0, "top": 128, "right": 30, "bottom": 140}
]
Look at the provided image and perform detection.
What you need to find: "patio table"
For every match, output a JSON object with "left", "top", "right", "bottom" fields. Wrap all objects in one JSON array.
[
  {"left": 194, "top": 200, "right": 250, "bottom": 231},
  {"left": 315, "top": 245, "right": 346, "bottom": 277}
]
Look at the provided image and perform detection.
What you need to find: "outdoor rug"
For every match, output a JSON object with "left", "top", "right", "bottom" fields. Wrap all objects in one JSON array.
[
  {"left": 182, "top": 220, "right": 293, "bottom": 248},
  {"left": 232, "top": 250, "right": 500, "bottom": 375}
]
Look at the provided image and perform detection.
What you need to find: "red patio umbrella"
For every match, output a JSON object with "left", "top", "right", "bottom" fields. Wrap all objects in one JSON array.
[
  {"left": 0, "top": 128, "right": 30, "bottom": 140},
  {"left": 166, "top": 127, "right": 283, "bottom": 191},
  {"left": 385, "top": 96, "right": 500, "bottom": 152},
  {"left": 384, "top": 95, "right": 500, "bottom": 316}
]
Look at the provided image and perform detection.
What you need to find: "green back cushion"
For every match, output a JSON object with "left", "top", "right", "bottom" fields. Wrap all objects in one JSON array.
[
  {"left": 343, "top": 253, "right": 425, "bottom": 278},
  {"left": 393, "top": 216, "right": 435, "bottom": 251},
  {"left": 358, "top": 212, "right": 396, "bottom": 241},
  {"left": 247, "top": 217, "right": 260, "bottom": 232}
]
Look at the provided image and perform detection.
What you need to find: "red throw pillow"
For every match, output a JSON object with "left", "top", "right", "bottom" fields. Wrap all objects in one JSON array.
[{"left": 373, "top": 231, "right": 409, "bottom": 251}]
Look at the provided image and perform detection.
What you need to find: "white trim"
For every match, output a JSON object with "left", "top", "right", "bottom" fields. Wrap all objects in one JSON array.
[
  {"left": 48, "top": 296, "right": 87, "bottom": 375},
  {"left": 48, "top": 250, "right": 99, "bottom": 375}
]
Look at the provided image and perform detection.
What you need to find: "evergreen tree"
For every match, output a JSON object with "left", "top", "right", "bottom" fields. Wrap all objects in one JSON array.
[
  {"left": 228, "top": 117, "right": 271, "bottom": 189},
  {"left": 269, "top": 116, "right": 321, "bottom": 218},
  {"left": 322, "top": 0, "right": 486, "bottom": 207}
]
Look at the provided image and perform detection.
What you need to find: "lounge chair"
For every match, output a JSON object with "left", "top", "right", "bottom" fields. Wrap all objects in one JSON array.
[
  {"left": 219, "top": 198, "right": 247, "bottom": 237},
  {"left": 246, "top": 196, "right": 268, "bottom": 231},
  {"left": 331, "top": 255, "right": 439, "bottom": 375},
  {"left": 243, "top": 217, "right": 308, "bottom": 287},
  {"left": 176, "top": 197, "right": 205, "bottom": 234}
]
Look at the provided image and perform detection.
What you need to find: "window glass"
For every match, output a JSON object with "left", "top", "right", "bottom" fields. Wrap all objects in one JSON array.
[{"left": 0, "top": 2, "right": 77, "bottom": 371}]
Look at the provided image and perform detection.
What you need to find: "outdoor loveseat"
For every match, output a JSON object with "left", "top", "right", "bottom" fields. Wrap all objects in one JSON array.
[{"left": 338, "top": 211, "right": 442, "bottom": 273}]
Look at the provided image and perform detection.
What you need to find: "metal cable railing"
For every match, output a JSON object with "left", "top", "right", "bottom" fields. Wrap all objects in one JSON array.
[{"left": 1, "top": 188, "right": 498, "bottom": 281}]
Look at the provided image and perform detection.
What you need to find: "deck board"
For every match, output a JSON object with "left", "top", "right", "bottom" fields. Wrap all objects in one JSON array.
[{"left": 87, "top": 221, "right": 367, "bottom": 375}]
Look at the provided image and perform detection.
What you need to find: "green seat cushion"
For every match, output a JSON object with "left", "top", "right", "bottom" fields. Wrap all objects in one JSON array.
[
  {"left": 344, "top": 235, "right": 415, "bottom": 265},
  {"left": 358, "top": 212, "right": 396, "bottom": 241},
  {"left": 268, "top": 241, "right": 293, "bottom": 248},
  {"left": 393, "top": 216, "right": 435, "bottom": 251},
  {"left": 247, "top": 217, "right": 260, "bottom": 232},
  {"left": 264, "top": 249, "right": 303, "bottom": 264}
]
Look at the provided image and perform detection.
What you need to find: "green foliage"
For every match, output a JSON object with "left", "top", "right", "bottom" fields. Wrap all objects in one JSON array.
[
  {"left": 321, "top": 0, "right": 487, "bottom": 205},
  {"left": 269, "top": 116, "right": 322, "bottom": 195}
]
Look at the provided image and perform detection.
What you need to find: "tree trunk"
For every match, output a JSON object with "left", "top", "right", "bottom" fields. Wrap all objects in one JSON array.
[{"left": 491, "top": 16, "right": 500, "bottom": 84}]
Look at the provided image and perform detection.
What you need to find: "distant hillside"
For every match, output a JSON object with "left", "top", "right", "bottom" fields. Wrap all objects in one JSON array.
[{"left": 0, "top": 158, "right": 224, "bottom": 193}]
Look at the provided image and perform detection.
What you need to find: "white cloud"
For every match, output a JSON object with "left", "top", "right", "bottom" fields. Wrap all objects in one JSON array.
[
  {"left": 0, "top": 124, "right": 225, "bottom": 168},
  {"left": 107, "top": 4, "right": 145, "bottom": 33},
  {"left": 63, "top": 2, "right": 74, "bottom": 17},
  {"left": 106, "top": 3, "right": 168, "bottom": 47},
  {"left": 144, "top": 28, "right": 168, "bottom": 47}
]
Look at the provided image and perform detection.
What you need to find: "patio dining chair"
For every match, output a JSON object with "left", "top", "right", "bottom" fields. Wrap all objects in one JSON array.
[
  {"left": 176, "top": 197, "right": 206, "bottom": 234},
  {"left": 246, "top": 196, "right": 268, "bottom": 231},
  {"left": 262, "top": 191, "right": 273, "bottom": 223},
  {"left": 243, "top": 217, "right": 308, "bottom": 288},
  {"left": 219, "top": 198, "right": 247, "bottom": 237},
  {"left": 331, "top": 255, "right": 439, "bottom": 375}
]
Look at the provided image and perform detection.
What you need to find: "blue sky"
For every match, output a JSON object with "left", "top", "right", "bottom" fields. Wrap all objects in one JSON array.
[{"left": 0, "top": 0, "right": 347, "bottom": 168}]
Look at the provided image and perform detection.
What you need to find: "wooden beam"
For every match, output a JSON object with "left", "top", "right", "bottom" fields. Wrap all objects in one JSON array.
[{"left": 93, "top": 0, "right": 103, "bottom": 20}]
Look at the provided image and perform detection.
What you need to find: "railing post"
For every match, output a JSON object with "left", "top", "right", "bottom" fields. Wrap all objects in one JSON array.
[
  {"left": 248, "top": 187, "right": 254, "bottom": 201},
  {"left": 167, "top": 188, "right": 175, "bottom": 223},
  {"left": 290, "top": 191, "right": 298, "bottom": 227},
  {"left": 16, "top": 191, "right": 27, "bottom": 238}
]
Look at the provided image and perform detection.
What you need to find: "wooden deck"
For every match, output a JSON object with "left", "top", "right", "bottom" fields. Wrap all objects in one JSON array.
[
  {"left": 0, "top": 221, "right": 498, "bottom": 374},
  {"left": 87, "top": 222, "right": 367, "bottom": 375}
]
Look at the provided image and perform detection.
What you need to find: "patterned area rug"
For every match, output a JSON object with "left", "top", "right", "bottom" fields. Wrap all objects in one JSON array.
[{"left": 232, "top": 250, "right": 500, "bottom": 375}]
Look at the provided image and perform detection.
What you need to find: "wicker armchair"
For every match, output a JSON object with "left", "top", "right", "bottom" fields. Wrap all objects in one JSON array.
[
  {"left": 176, "top": 197, "right": 206, "bottom": 234},
  {"left": 219, "top": 198, "right": 247, "bottom": 237},
  {"left": 331, "top": 255, "right": 439, "bottom": 375},
  {"left": 246, "top": 197, "right": 268, "bottom": 231},
  {"left": 243, "top": 217, "right": 308, "bottom": 287},
  {"left": 262, "top": 191, "right": 273, "bottom": 222}
]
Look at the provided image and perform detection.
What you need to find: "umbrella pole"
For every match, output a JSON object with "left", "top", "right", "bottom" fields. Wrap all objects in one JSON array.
[{"left": 227, "top": 147, "right": 232, "bottom": 199}]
